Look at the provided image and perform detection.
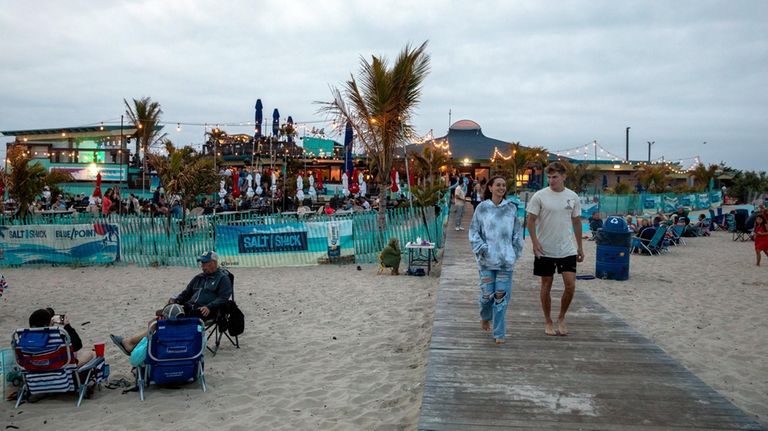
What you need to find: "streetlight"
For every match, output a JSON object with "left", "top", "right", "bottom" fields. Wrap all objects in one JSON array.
[
  {"left": 647, "top": 141, "right": 655, "bottom": 163},
  {"left": 625, "top": 127, "right": 630, "bottom": 161}
]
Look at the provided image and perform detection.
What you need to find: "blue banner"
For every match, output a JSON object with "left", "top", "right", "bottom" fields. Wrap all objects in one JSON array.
[
  {"left": 215, "top": 220, "right": 354, "bottom": 267},
  {"left": 0, "top": 223, "right": 120, "bottom": 265}
]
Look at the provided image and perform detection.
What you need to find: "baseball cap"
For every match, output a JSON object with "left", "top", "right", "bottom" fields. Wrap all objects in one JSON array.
[
  {"left": 161, "top": 303, "right": 185, "bottom": 320},
  {"left": 197, "top": 251, "right": 219, "bottom": 263}
]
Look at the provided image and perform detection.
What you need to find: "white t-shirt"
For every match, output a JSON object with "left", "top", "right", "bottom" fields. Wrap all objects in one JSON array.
[
  {"left": 454, "top": 186, "right": 466, "bottom": 207},
  {"left": 526, "top": 187, "right": 581, "bottom": 258}
]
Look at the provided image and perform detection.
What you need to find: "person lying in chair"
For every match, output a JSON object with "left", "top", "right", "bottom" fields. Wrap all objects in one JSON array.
[
  {"left": 169, "top": 250, "right": 233, "bottom": 320},
  {"left": 109, "top": 303, "right": 185, "bottom": 362},
  {"left": 29, "top": 307, "right": 95, "bottom": 365}
]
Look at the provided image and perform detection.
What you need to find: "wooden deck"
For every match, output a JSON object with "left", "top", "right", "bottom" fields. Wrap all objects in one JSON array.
[{"left": 418, "top": 212, "right": 765, "bottom": 430}]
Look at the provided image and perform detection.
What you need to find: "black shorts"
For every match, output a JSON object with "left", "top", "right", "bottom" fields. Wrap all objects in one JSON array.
[{"left": 533, "top": 255, "right": 578, "bottom": 277}]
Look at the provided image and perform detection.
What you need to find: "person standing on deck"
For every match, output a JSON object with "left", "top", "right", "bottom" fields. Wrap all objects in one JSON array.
[{"left": 526, "top": 162, "right": 584, "bottom": 336}]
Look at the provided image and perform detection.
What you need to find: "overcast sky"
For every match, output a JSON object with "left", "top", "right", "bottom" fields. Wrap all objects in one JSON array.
[{"left": 1, "top": 0, "right": 766, "bottom": 171}]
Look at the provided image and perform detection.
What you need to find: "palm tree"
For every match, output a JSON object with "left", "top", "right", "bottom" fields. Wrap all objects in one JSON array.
[
  {"left": 410, "top": 145, "right": 452, "bottom": 187},
  {"left": 690, "top": 163, "right": 720, "bottom": 192},
  {"left": 124, "top": 97, "right": 166, "bottom": 168},
  {"left": 4, "top": 145, "right": 73, "bottom": 217},
  {"left": 561, "top": 160, "right": 597, "bottom": 193},
  {"left": 147, "top": 140, "right": 218, "bottom": 213},
  {"left": 636, "top": 165, "right": 671, "bottom": 193},
  {"left": 494, "top": 144, "right": 549, "bottom": 192},
  {"left": 319, "top": 42, "right": 430, "bottom": 237}
]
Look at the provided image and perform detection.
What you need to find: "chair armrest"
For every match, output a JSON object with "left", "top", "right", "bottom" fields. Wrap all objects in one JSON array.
[{"left": 77, "top": 356, "right": 105, "bottom": 372}]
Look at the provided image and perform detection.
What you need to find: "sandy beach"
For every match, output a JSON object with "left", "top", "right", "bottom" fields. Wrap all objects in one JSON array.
[
  {"left": 577, "top": 229, "right": 768, "bottom": 426},
  {"left": 1, "top": 225, "right": 766, "bottom": 429},
  {"left": 0, "top": 265, "right": 438, "bottom": 430}
]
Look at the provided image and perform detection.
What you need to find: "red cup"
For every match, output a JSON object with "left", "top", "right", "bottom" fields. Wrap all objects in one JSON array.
[{"left": 94, "top": 342, "right": 105, "bottom": 357}]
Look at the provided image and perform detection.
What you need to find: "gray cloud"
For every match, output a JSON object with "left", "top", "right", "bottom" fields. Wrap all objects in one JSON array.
[{"left": 1, "top": 0, "right": 766, "bottom": 170}]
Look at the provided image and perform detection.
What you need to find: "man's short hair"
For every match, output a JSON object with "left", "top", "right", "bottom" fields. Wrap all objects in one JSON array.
[
  {"left": 197, "top": 251, "right": 219, "bottom": 263},
  {"left": 545, "top": 162, "right": 566, "bottom": 175}
]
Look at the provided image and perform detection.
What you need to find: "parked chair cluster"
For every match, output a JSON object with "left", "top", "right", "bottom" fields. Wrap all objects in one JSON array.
[{"left": 9, "top": 271, "right": 242, "bottom": 406}]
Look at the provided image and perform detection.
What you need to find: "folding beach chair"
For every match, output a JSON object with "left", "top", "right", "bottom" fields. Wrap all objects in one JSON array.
[
  {"left": 732, "top": 210, "right": 751, "bottom": 241},
  {"left": 137, "top": 317, "right": 206, "bottom": 401},
  {"left": 632, "top": 225, "right": 668, "bottom": 255},
  {"left": 669, "top": 224, "right": 687, "bottom": 246},
  {"left": 12, "top": 327, "right": 108, "bottom": 407},
  {"left": 205, "top": 270, "right": 241, "bottom": 356}
]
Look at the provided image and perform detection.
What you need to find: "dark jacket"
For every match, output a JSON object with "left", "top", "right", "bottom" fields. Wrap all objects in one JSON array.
[
  {"left": 175, "top": 268, "right": 233, "bottom": 310},
  {"left": 63, "top": 324, "right": 83, "bottom": 352},
  {"left": 381, "top": 242, "right": 401, "bottom": 268}
]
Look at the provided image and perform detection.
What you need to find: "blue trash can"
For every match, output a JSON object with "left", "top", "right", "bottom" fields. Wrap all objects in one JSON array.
[{"left": 595, "top": 216, "right": 632, "bottom": 280}]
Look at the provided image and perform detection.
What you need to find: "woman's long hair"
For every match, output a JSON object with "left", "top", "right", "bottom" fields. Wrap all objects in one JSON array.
[{"left": 483, "top": 176, "right": 507, "bottom": 201}]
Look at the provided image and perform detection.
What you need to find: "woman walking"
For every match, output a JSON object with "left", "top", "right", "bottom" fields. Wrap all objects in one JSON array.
[{"left": 468, "top": 176, "right": 524, "bottom": 344}]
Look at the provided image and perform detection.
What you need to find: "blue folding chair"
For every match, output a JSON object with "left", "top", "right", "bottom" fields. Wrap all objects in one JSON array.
[
  {"left": 632, "top": 225, "right": 669, "bottom": 255},
  {"left": 137, "top": 317, "right": 206, "bottom": 401},
  {"left": 12, "top": 327, "right": 108, "bottom": 407}
]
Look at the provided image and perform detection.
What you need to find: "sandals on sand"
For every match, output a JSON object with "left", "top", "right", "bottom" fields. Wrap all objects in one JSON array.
[{"left": 110, "top": 334, "right": 130, "bottom": 356}]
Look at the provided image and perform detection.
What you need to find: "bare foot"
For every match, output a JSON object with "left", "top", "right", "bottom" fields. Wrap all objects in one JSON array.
[
  {"left": 495, "top": 338, "right": 505, "bottom": 345},
  {"left": 544, "top": 321, "right": 556, "bottom": 336},
  {"left": 481, "top": 320, "right": 491, "bottom": 332},
  {"left": 557, "top": 319, "right": 568, "bottom": 336}
]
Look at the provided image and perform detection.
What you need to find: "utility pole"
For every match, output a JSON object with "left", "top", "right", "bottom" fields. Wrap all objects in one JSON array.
[
  {"left": 625, "top": 127, "right": 630, "bottom": 161},
  {"left": 647, "top": 141, "right": 655, "bottom": 163}
]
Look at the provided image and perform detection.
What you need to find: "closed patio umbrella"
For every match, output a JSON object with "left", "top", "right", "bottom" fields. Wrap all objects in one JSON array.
[
  {"left": 93, "top": 172, "right": 103, "bottom": 198},
  {"left": 254, "top": 99, "right": 263, "bottom": 138},
  {"left": 272, "top": 109, "right": 280, "bottom": 137}
]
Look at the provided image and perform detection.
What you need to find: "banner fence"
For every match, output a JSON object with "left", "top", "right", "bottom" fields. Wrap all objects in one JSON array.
[{"left": 0, "top": 198, "right": 449, "bottom": 268}]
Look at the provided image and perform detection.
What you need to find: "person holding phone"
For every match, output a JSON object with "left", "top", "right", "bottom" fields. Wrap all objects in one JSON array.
[{"left": 28, "top": 307, "right": 95, "bottom": 365}]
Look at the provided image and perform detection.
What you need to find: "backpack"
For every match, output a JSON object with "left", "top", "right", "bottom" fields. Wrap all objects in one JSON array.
[{"left": 225, "top": 301, "right": 245, "bottom": 337}]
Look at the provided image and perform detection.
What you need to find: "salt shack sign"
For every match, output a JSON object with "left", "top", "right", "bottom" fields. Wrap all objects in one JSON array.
[
  {"left": 238, "top": 231, "right": 308, "bottom": 253},
  {"left": 0, "top": 223, "right": 120, "bottom": 266},
  {"left": 214, "top": 220, "right": 353, "bottom": 267}
]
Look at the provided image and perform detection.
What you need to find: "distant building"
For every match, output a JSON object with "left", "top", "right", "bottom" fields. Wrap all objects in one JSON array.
[{"left": 2, "top": 125, "right": 141, "bottom": 187}]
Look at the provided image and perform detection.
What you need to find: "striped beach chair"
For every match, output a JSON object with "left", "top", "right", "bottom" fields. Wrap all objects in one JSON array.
[{"left": 12, "top": 327, "right": 108, "bottom": 407}]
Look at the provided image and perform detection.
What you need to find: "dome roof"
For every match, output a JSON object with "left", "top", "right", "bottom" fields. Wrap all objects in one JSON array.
[{"left": 449, "top": 120, "right": 481, "bottom": 131}]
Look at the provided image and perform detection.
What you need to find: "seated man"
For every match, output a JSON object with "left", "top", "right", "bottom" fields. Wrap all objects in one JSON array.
[
  {"left": 588, "top": 212, "right": 603, "bottom": 240},
  {"left": 110, "top": 251, "right": 232, "bottom": 355},
  {"left": 380, "top": 238, "right": 402, "bottom": 275},
  {"left": 29, "top": 307, "right": 95, "bottom": 365},
  {"left": 169, "top": 250, "right": 233, "bottom": 320}
]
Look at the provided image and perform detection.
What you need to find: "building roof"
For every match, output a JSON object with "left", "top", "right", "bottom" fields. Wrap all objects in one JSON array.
[
  {"left": 1, "top": 125, "right": 157, "bottom": 141},
  {"left": 407, "top": 119, "right": 512, "bottom": 161}
]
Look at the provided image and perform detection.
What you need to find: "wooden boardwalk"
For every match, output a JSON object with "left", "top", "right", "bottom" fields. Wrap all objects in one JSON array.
[{"left": 418, "top": 212, "right": 765, "bottom": 430}]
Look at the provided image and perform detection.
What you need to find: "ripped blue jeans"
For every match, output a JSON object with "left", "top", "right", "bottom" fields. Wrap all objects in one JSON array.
[{"left": 478, "top": 270, "right": 513, "bottom": 340}]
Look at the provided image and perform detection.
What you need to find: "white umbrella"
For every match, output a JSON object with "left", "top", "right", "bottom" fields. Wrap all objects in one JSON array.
[
  {"left": 342, "top": 172, "right": 350, "bottom": 197},
  {"left": 218, "top": 179, "right": 227, "bottom": 205},
  {"left": 255, "top": 172, "right": 263, "bottom": 196},
  {"left": 308, "top": 173, "right": 317, "bottom": 201},
  {"left": 296, "top": 174, "right": 304, "bottom": 202},
  {"left": 360, "top": 178, "right": 367, "bottom": 197},
  {"left": 246, "top": 173, "right": 255, "bottom": 198},
  {"left": 270, "top": 171, "right": 277, "bottom": 194}
]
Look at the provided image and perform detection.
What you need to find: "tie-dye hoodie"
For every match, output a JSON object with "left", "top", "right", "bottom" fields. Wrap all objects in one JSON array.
[{"left": 468, "top": 198, "right": 524, "bottom": 271}]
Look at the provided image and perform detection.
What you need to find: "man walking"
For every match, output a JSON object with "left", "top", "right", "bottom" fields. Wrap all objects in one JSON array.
[
  {"left": 454, "top": 180, "right": 466, "bottom": 231},
  {"left": 526, "top": 162, "right": 584, "bottom": 336}
]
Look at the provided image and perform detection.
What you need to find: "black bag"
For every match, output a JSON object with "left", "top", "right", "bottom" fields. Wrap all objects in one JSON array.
[{"left": 225, "top": 301, "right": 245, "bottom": 337}]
